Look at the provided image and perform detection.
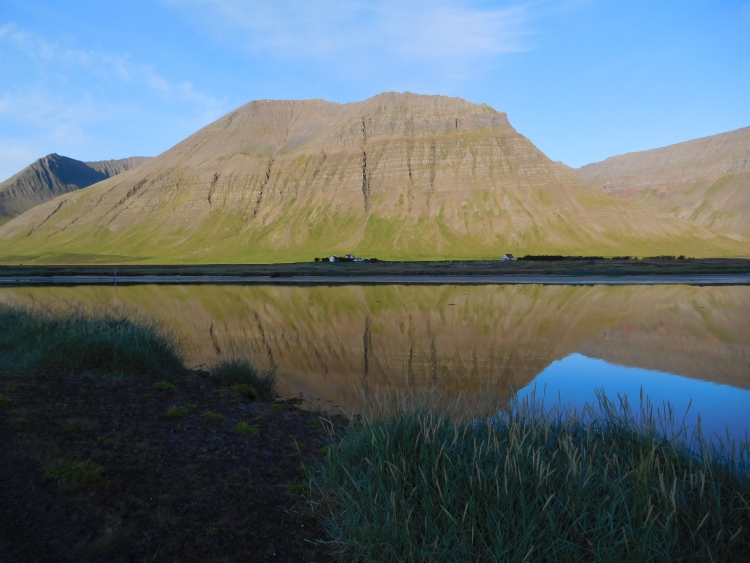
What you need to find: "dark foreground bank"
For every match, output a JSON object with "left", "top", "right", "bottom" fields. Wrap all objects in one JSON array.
[
  {"left": 0, "top": 305, "right": 333, "bottom": 562},
  {"left": 2, "top": 305, "right": 749, "bottom": 562}
]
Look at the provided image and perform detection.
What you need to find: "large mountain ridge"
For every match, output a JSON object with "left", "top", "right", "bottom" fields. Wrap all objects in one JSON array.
[
  {"left": 574, "top": 126, "right": 750, "bottom": 237},
  {"left": 0, "top": 93, "right": 746, "bottom": 263},
  {"left": 0, "top": 154, "right": 151, "bottom": 226}
]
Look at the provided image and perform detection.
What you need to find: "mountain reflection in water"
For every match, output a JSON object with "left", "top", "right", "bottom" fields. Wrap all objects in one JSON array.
[{"left": 1, "top": 284, "right": 749, "bottom": 423}]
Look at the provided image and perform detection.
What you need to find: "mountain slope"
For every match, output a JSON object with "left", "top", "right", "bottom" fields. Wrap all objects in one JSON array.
[
  {"left": 84, "top": 157, "right": 152, "bottom": 178},
  {"left": 0, "top": 93, "right": 745, "bottom": 264},
  {"left": 574, "top": 127, "right": 750, "bottom": 236},
  {"left": 0, "top": 154, "right": 151, "bottom": 226}
]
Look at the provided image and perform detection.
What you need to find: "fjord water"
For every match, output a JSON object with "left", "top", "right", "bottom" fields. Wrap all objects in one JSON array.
[{"left": 2, "top": 283, "right": 749, "bottom": 439}]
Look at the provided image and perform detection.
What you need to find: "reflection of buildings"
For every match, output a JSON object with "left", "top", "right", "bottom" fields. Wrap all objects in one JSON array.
[{"left": 1, "top": 284, "right": 749, "bottom": 411}]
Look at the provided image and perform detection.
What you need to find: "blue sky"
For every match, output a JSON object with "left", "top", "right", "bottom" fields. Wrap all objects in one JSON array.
[{"left": 1, "top": 0, "right": 749, "bottom": 180}]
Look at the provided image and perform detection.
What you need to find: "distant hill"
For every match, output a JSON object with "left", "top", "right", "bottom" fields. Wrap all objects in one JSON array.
[
  {"left": 0, "top": 154, "right": 151, "bottom": 225},
  {"left": 574, "top": 127, "right": 750, "bottom": 237},
  {"left": 0, "top": 93, "right": 746, "bottom": 264}
]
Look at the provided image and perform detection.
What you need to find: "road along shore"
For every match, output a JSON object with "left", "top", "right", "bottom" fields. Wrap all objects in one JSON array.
[{"left": 1, "top": 274, "right": 750, "bottom": 286}]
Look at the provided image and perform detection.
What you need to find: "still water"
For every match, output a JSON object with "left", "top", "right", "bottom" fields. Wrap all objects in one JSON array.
[{"left": 2, "top": 283, "right": 749, "bottom": 439}]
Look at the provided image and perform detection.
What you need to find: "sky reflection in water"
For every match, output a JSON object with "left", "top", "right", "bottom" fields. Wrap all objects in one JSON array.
[{"left": 520, "top": 353, "right": 750, "bottom": 443}]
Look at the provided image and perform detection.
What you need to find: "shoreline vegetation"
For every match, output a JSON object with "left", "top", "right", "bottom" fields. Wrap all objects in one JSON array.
[
  {"left": 313, "top": 391, "right": 750, "bottom": 562},
  {"left": 1, "top": 257, "right": 750, "bottom": 281},
  {"left": 1, "top": 305, "right": 749, "bottom": 561}
]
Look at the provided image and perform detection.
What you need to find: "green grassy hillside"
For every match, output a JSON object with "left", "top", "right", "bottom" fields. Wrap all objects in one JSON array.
[{"left": 1, "top": 93, "right": 747, "bottom": 264}]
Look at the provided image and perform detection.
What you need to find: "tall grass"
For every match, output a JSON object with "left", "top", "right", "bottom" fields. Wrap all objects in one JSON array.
[
  {"left": 0, "top": 304, "right": 183, "bottom": 377},
  {"left": 312, "top": 390, "right": 750, "bottom": 562},
  {"left": 210, "top": 357, "right": 278, "bottom": 402}
]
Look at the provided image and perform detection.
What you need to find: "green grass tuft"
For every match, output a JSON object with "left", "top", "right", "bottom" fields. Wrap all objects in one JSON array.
[
  {"left": 0, "top": 304, "right": 183, "bottom": 378},
  {"left": 201, "top": 411, "right": 222, "bottom": 420},
  {"left": 307, "top": 417, "right": 325, "bottom": 428},
  {"left": 44, "top": 460, "right": 103, "bottom": 486},
  {"left": 153, "top": 381, "right": 177, "bottom": 390},
  {"left": 165, "top": 405, "right": 188, "bottom": 418},
  {"left": 211, "top": 357, "right": 278, "bottom": 402},
  {"left": 286, "top": 483, "right": 310, "bottom": 496},
  {"left": 62, "top": 420, "right": 85, "bottom": 435},
  {"left": 312, "top": 391, "right": 750, "bottom": 562},
  {"left": 235, "top": 421, "right": 259, "bottom": 435},
  {"left": 297, "top": 464, "right": 314, "bottom": 478},
  {"left": 230, "top": 383, "right": 258, "bottom": 400}
]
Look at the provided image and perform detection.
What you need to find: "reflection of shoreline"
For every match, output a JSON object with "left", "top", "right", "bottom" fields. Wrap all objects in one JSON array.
[{"left": 1, "top": 284, "right": 749, "bottom": 411}]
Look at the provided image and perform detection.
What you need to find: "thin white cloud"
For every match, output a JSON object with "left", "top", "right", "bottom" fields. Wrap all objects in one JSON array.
[
  {"left": 0, "top": 23, "right": 222, "bottom": 113},
  {"left": 387, "top": 4, "right": 528, "bottom": 59},
  {"left": 0, "top": 89, "right": 123, "bottom": 143},
  {"left": 0, "top": 23, "right": 227, "bottom": 179},
  {"left": 165, "top": 0, "right": 533, "bottom": 67}
]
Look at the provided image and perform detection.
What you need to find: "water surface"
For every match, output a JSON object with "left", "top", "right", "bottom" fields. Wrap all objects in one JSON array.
[{"left": 2, "top": 283, "right": 749, "bottom": 438}]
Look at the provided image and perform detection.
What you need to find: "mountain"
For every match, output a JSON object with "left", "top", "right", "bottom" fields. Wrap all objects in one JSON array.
[
  {"left": 0, "top": 93, "right": 745, "bottom": 264},
  {"left": 0, "top": 154, "right": 151, "bottom": 226},
  {"left": 574, "top": 127, "right": 750, "bottom": 237}
]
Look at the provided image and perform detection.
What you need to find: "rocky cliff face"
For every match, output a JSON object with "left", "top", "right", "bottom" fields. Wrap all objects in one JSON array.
[
  {"left": 574, "top": 127, "right": 750, "bottom": 237},
  {"left": 0, "top": 154, "right": 151, "bottom": 226},
  {"left": 0, "top": 93, "right": 744, "bottom": 262}
]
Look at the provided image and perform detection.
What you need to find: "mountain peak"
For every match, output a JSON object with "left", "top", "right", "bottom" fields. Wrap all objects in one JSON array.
[{"left": 0, "top": 154, "right": 151, "bottom": 226}]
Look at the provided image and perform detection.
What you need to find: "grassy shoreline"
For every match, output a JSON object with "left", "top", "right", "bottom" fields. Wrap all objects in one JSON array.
[
  {"left": 312, "top": 392, "right": 750, "bottom": 562},
  {"left": 2, "top": 257, "right": 750, "bottom": 280}
]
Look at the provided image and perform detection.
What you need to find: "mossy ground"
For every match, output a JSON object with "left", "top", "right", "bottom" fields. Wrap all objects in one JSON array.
[{"left": 0, "top": 371, "right": 334, "bottom": 561}]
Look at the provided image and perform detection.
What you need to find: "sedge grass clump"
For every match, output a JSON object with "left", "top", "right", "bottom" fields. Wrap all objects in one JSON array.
[
  {"left": 0, "top": 304, "right": 182, "bottom": 378},
  {"left": 312, "top": 391, "right": 750, "bottom": 563},
  {"left": 211, "top": 357, "right": 277, "bottom": 402}
]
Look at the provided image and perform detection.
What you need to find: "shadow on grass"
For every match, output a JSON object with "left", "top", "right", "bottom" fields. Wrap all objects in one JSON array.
[{"left": 0, "top": 303, "right": 183, "bottom": 378}]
